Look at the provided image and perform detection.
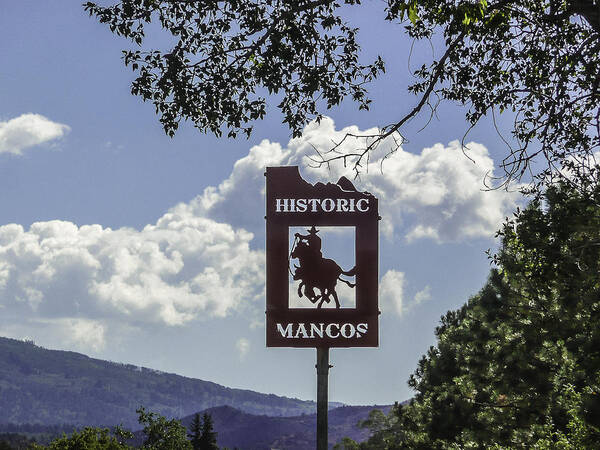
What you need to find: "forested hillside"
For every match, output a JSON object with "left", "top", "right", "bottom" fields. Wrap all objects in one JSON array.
[
  {"left": 0, "top": 337, "right": 316, "bottom": 428},
  {"left": 178, "top": 405, "right": 393, "bottom": 450}
]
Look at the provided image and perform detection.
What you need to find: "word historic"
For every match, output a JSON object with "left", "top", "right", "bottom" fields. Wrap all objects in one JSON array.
[
  {"left": 275, "top": 198, "right": 370, "bottom": 213},
  {"left": 276, "top": 322, "right": 369, "bottom": 339}
]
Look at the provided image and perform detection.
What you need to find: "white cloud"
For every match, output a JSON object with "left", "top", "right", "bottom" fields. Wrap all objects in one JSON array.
[
  {"left": 294, "top": 122, "right": 522, "bottom": 242},
  {"left": 0, "top": 117, "right": 519, "bottom": 351},
  {"left": 413, "top": 286, "right": 432, "bottom": 306},
  {"left": 0, "top": 212, "right": 264, "bottom": 336},
  {"left": 183, "top": 117, "right": 520, "bottom": 242},
  {"left": 380, "top": 271, "right": 431, "bottom": 317},
  {"left": 0, "top": 113, "right": 70, "bottom": 155},
  {"left": 236, "top": 338, "right": 250, "bottom": 360},
  {"left": 380, "top": 270, "right": 405, "bottom": 316},
  {"left": 67, "top": 318, "right": 106, "bottom": 351},
  {"left": 48, "top": 318, "right": 107, "bottom": 352},
  {"left": 0, "top": 318, "right": 106, "bottom": 353}
]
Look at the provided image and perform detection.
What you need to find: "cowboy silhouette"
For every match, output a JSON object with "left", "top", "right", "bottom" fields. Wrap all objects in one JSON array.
[
  {"left": 294, "top": 225, "right": 322, "bottom": 265},
  {"left": 292, "top": 226, "right": 356, "bottom": 308}
]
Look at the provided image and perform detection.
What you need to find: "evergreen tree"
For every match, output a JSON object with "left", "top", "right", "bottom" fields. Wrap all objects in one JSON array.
[
  {"left": 199, "top": 413, "right": 218, "bottom": 450},
  {"left": 188, "top": 413, "right": 202, "bottom": 450},
  {"left": 346, "top": 183, "right": 600, "bottom": 448}
]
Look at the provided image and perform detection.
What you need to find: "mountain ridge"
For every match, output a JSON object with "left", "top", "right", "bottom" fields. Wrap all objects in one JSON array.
[
  {"left": 0, "top": 336, "right": 319, "bottom": 428},
  {"left": 194, "top": 404, "right": 394, "bottom": 449},
  {"left": 124, "top": 404, "right": 394, "bottom": 449}
]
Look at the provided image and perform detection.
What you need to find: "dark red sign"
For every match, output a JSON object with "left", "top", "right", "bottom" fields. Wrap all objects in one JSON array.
[{"left": 265, "top": 166, "right": 379, "bottom": 347}]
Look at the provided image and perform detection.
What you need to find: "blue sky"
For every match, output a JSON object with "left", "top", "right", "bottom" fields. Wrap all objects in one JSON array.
[{"left": 0, "top": 2, "right": 523, "bottom": 406}]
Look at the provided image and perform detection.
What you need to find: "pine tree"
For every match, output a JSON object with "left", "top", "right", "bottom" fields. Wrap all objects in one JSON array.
[
  {"left": 188, "top": 413, "right": 202, "bottom": 450},
  {"left": 199, "top": 413, "right": 218, "bottom": 450},
  {"left": 350, "top": 182, "right": 600, "bottom": 448}
]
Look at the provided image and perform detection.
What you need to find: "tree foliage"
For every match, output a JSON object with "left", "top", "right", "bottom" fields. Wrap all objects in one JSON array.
[
  {"left": 85, "top": 0, "right": 599, "bottom": 188},
  {"left": 137, "top": 407, "right": 192, "bottom": 450},
  {"left": 343, "top": 182, "right": 600, "bottom": 448},
  {"left": 32, "top": 408, "right": 193, "bottom": 450},
  {"left": 83, "top": 0, "right": 384, "bottom": 139},
  {"left": 31, "top": 427, "right": 129, "bottom": 450},
  {"left": 382, "top": 0, "right": 600, "bottom": 189}
]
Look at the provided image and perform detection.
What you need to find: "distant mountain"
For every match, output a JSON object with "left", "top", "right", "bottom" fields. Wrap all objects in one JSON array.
[
  {"left": 171, "top": 405, "right": 393, "bottom": 449},
  {"left": 0, "top": 337, "right": 318, "bottom": 428}
]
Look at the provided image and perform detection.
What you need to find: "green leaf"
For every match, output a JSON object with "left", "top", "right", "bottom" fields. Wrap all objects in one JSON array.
[{"left": 408, "top": 5, "right": 419, "bottom": 25}]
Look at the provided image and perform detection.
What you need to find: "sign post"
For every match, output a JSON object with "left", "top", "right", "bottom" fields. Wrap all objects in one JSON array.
[
  {"left": 265, "top": 166, "right": 379, "bottom": 448},
  {"left": 316, "top": 347, "right": 330, "bottom": 450}
]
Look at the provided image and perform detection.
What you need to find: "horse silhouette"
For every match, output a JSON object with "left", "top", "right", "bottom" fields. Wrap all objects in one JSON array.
[{"left": 291, "top": 240, "right": 356, "bottom": 308}]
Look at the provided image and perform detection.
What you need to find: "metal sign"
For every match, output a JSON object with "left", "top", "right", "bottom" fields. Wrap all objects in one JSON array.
[{"left": 265, "top": 166, "right": 379, "bottom": 347}]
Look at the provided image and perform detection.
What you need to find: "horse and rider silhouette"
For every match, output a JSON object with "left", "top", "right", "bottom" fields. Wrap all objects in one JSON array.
[{"left": 291, "top": 226, "right": 356, "bottom": 308}]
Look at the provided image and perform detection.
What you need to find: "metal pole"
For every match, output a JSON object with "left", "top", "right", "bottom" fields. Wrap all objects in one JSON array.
[{"left": 316, "top": 347, "right": 330, "bottom": 450}]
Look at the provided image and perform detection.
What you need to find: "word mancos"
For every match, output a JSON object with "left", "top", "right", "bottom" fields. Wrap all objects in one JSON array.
[{"left": 276, "top": 322, "right": 369, "bottom": 339}]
